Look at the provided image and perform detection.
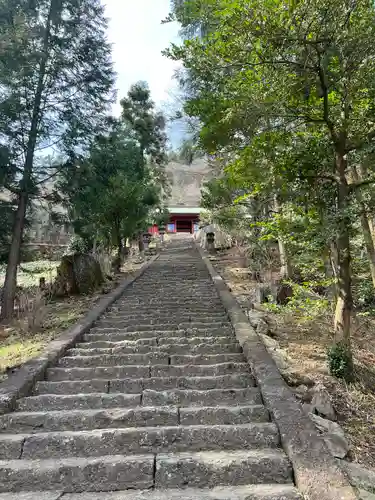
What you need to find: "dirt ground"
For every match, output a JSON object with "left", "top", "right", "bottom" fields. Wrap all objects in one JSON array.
[
  {"left": 0, "top": 256, "right": 150, "bottom": 381},
  {"left": 210, "top": 247, "right": 375, "bottom": 470}
]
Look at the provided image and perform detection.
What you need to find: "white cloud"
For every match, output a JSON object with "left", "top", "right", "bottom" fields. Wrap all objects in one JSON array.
[{"left": 103, "top": 0, "right": 181, "bottom": 115}]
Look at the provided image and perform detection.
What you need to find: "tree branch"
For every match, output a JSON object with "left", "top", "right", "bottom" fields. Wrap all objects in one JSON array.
[
  {"left": 345, "top": 128, "right": 375, "bottom": 153},
  {"left": 348, "top": 177, "right": 375, "bottom": 191}
]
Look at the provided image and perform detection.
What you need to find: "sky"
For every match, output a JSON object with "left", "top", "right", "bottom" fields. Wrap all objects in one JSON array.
[{"left": 103, "top": 0, "right": 182, "bottom": 123}]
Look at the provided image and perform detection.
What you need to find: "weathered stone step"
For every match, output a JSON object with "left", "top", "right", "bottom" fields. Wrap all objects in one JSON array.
[
  {"left": 155, "top": 449, "right": 293, "bottom": 488},
  {"left": 45, "top": 362, "right": 251, "bottom": 382},
  {"left": 142, "top": 388, "right": 261, "bottom": 406},
  {"left": 59, "top": 484, "right": 303, "bottom": 500},
  {"left": 151, "top": 363, "right": 251, "bottom": 379},
  {"left": 0, "top": 405, "right": 268, "bottom": 433},
  {"left": 0, "top": 454, "right": 155, "bottom": 493},
  {"left": 3, "top": 407, "right": 179, "bottom": 432},
  {"left": 0, "top": 434, "right": 24, "bottom": 459},
  {"left": 107, "top": 306, "right": 225, "bottom": 314},
  {"left": 16, "top": 393, "right": 141, "bottom": 412},
  {"left": 18, "top": 423, "right": 279, "bottom": 459},
  {"left": 180, "top": 405, "right": 270, "bottom": 426},
  {"left": 58, "top": 353, "right": 244, "bottom": 369},
  {"left": 35, "top": 373, "right": 255, "bottom": 395},
  {"left": 0, "top": 492, "right": 63, "bottom": 500},
  {"left": 170, "top": 354, "right": 245, "bottom": 365},
  {"left": 85, "top": 328, "right": 234, "bottom": 341},
  {"left": 113, "top": 305, "right": 226, "bottom": 313},
  {"left": 58, "top": 353, "right": 169, "bottom": 368},
  {"left": 79, "top": 336, "right": 234, "bottom": 350},
  {"left": 0, "top": 450, "right": 292, "bottom": 493},
  {"left": 18, "top": 386, "right": 260, "bottom": 412},
  {"left": 105, "top": 312, "right": 228, "bottom": 320},
  {"left": 66, "top": 343, "right": 242, "bottom": 356},
  {"left": 101, "top": 317, "right": 230, "bottom": 326},
  {"left": 47, "top": 365, "right": 150, "bottom": 381},
  {"left": 35, "top": 379, "right": 109, "bottom": 395},
  {"left": 95, "top": 321, "right": 230, "bottom": 330}
]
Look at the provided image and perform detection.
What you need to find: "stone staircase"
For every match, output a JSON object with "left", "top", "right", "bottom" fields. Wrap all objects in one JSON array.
[{"left": 0, "top": 239, "right": 302, "bottom": 499}]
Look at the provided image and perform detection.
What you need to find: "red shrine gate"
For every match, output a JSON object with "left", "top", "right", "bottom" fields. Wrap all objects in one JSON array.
[{"left": 149, "top": 207, "right": 201, "bottom": 235}]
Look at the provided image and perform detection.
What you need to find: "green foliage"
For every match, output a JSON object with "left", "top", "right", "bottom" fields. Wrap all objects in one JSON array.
[
  {"left": 264, "top": 281, "right": 331, "bottom": 321},
  {"left": 67, "top": 235, "right": 92, "bottom": 255},
  {"left": 327, "top": 343, "right": 355, "bottom": 383},
  {"left": 121, "top": 81, "right": 168, "bottom": 168},
  {"left": 167, "top": 0, "right": 375, "bottom": 378},
  {"left": 60, "top": 84, "right": 168, "bottom": 253},
  {"left": 353, "top": 278, "right": 375, "bottom": 309},
  {"left": 0, "top": 200, "right": 16, "bottom": 262},
  {"left": 0, "top": 0, "right": 115, "bottom": 317}
]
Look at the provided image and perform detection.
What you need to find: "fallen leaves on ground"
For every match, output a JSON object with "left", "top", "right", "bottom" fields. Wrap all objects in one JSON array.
[{"left": 211, "top": 247, "right": 375, "bottom": 470}]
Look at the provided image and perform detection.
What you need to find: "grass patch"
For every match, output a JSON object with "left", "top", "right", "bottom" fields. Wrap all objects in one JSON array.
[
  {"left": 0, "top": 254, "right": 151, "bottom": 381},
  {"left": 0, "top": 260, "right": 59, "bottom": 289}
]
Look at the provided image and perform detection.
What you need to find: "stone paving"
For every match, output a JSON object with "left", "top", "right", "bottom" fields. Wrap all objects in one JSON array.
[{"left": 0, "top": 238, "right": 302, "bottom": 499}]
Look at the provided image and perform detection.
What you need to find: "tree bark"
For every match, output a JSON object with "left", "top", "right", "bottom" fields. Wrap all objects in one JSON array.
[
  {"left": 333, "top": 153, "right": 353, "bottom": 356},
  {"left": 358, "top": 163, "right": 375, "bottom": 241},
  {"left": 138, "top": 233, "right": 144, "bottom": 253},
  {"left": 322, "top": 243, "right": 337, "bottom": 302},
  {"left": 274, "top": 195, "right": 293, "bottom": 279},
  {"left": 1, "top": 2, "right": 54, "bottom": 319},
  {"left": 351, "top": 165, "right": 375, "bottom": 287}
]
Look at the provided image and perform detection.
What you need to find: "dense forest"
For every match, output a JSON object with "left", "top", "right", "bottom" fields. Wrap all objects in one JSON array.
[
  {"left": 166, "top": 0, "right": 375, "bottom": 384},
  {"left": 0, "top": 0, "right": 169, "bottom": 319}
]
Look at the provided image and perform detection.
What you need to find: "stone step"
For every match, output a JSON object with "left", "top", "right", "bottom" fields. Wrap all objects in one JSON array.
[
  {"left": 0, "top": 405, "right": 268, "bottom": 433},
  {"left": 47, "top": 365, "right": 150, "bottom": 381},
  {"left": 94, "top": 321, "right": 230, "bottom": 330},
  {"left": 18, "top": 386, "right": 260, "bottom": 412},
  {"left": 16, "top": 393, "right": 141, "bottom": 412},
  {"left": 85, "top": 328, "right": 234, "bottom": 341},
  {"left": 118, "top": 292, "right": 221, "bottom": 297},
  {"left": 123, "top": 289, "right": 219, "bottom": 293},
  {"left": 35, "top": 373, "right": 255, "bottom": 395},
  {"left": 97, "top": 314, "right": 230, "bottom": 326},
  {"left": 78, "top": 336, "right": 235, "bottom": 349},
  {"left": 58, "top": 484, "right": 303, "bottom": 500},
  {"left": 155, "top": 449, "right": 293, "bottom": 488},
  {"left": 104, "top": 312, "right": 228, "bottom": 320},
  {"left": 142, "top": 388, "right": 261, "bottom": 407},
  {"left": 0, "top": 492, "right": 63, "bottom": 500},
  {"left": 180, "top": 405, "right": 270, "bottom": 426},
  {"left": 59, "top": 353, "right": 245, "bottom": 369},
  {"left": 17, "top": 423, "right": 280, "bottom": 459},
  {"left": 116, "top": 301, "right": 222, "bottom": 306},
  {"left": 113, "top": 306, "right": 226, "bottom": 314},
  {"left": 78, "top": 338, "right": 159, "bottom": 349},
  {"left": 170, "top": 354, "right": 245, "bottom": 365},
  {"left": 58, "top": 353, "right": 170, "bottom": 368},
  {"left": 35, "top": 379, "right": 109, "bottom": 395},
  {"left": 46, "top": 362, "right": 250, "bottom": 382},
  {"left": 66, "top": 343, "right": 242, "bottom": 356},
  {"left": 151, "top": 363, "right": 250, "bottom": 379},
  {"left": 0, "top": 450, "right": 292, "bottom": 493},
  {"left": 0, "top": 454, "right": 155, "bottom": 493}
]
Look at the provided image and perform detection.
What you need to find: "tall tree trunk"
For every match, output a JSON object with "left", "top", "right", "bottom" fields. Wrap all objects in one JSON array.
[
  {"left": 274, "top": 195, "right": 293, "bottom": 279},
  {"left": 1, "top": 2, "right": 54, "bottom": 319},
  {"left": 323, "top": 243, "right": 337, "bottom": 302},
  {"left": 333, "top": 152, "right": 354, "bottom": 380},
  {"left": 351, "top": 165, "right": 375, "bottom": 287},
  {"left": 138, "top": 233, "right": 145, "bottom": 253},
  {"left": 358, "top": 163, "right": 375, "bottom": 241}
]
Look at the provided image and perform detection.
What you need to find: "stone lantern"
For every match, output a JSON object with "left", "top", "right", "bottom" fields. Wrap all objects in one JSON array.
[{"left": 206, "top": 231, "right": 215, "bottom": 253}]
